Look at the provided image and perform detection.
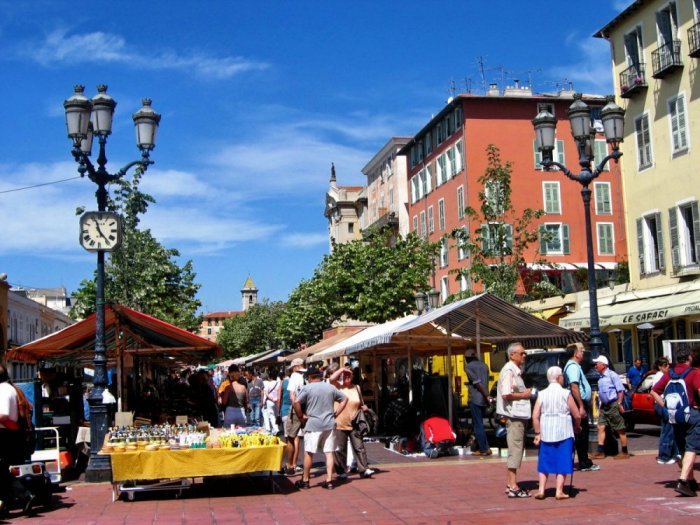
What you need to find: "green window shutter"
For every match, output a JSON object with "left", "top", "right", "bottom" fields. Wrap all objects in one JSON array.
[
  {"left": 655, "top": 212, "right": 665, "bottom": 272},
  {"left": 593, "top": 140, "right": 608, "bottom": 171},
  {"left": 539, "top": 225, "right": 547, "bottom": 254},
  {"left": 556, "top": 140, "right": 565, "bottom": 165},
  {"left": 669, "top": 207, "right": 679, "bottom": 269},
  {"left": 506, "top": 224, "right": 514, "bottom": 253},
  {"left": 562, "top": 224, "right": 570, "bottom": 254},
  {"left": 534, "top": 140, "right": 542, "bottom": 169},
  {"left": 636, "top": 218, "right": 646, "bottom": 275}
]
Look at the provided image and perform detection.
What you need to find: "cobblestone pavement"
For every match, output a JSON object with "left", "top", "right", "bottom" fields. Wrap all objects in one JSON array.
[{"left": 4, "top": 425, "right": 699, "bottom": 524}]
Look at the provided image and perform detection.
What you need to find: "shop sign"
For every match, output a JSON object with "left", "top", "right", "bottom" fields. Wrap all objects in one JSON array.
[{"left": 622, "top": 309, "right": 669, "bottom": 324}]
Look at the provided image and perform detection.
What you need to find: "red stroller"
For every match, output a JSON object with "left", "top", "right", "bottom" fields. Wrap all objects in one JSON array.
[{"left": 421, "top": 416, "right": 457, "bottom": 458}]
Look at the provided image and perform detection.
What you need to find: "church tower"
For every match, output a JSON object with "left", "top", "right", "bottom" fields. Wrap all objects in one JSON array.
[{"left": 241, "top": 275, "right": 258, "bottom": 311}]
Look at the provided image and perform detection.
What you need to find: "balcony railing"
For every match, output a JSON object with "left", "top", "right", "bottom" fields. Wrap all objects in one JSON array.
[
  {"left": 619, "top": 63, "right": 648, "bottom": 99},
  {"left": 652, "top": 40, "right": 683, "bottom": 78},
  {"left": 689, "top": 22, "right": 700, "bottom": 57}
]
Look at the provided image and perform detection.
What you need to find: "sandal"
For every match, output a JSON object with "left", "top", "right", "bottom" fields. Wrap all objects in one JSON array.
[
  {"left": 320, "top": 481, "right": 334, "bottom": 490},
  {"left": 534, "top": 493, "right": 546, "bottom": 500},
  {"left": 505, "top": 486, "right": 530, "bottom": 498},
  {"left": 294, "top": 479, "right": 310, "bottom": 489},
  {"left": 555, "top": 493, "right": 570, "bottom": 500}
]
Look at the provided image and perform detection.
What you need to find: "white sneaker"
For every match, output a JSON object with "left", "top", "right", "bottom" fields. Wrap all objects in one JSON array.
[{"left": 360, "top": 468, "right": 375, "bottom": 478}]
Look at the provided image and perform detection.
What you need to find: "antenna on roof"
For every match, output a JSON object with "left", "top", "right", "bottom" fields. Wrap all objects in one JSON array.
[
  {"left": 477, "top": 56, "right": 487, "bottom": 95},
  {"left": 448, "top": 79, "right": 456, "bottom": 99}
]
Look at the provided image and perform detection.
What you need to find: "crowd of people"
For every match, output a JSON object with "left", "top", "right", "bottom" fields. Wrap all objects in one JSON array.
[{"left": 494, "top": 341, "right": 700, "bottom": 500}]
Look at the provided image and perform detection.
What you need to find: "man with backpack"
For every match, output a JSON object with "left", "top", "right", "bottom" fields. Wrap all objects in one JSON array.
[{"left": 651, "top": 348, "right": 700, "bottom": 497}]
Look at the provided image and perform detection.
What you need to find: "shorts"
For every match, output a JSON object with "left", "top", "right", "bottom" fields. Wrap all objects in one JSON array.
[
  {"left": 284, "top": 410, "right": 303, "bottom": 438},
  {"left": 506, "top": 418, "right": 526, "bottom": 469},
  {"left": 597, "top": 401, "right": 626, "bottom": 431},
  {"left": 303, "top": 429, "right": 336, "bottom": 454},
  {"left": 684, "top": 408, "right": 700, "bottom": 454}
]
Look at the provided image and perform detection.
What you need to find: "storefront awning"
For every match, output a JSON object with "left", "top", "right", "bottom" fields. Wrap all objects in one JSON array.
[
  {"left": 560, "top": 288, "right": 700, "bottom": 330},
  {"left": 282, "top": 325, "right": 371, "bottom": 363}
]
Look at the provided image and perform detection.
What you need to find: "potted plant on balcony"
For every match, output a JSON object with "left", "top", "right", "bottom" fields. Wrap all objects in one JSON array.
[
  {"left": 634, "top": 76, "right": 643, "bottom": 85},
  {"left": 621, "top": 83, "right": 630, "bottom": 92}
]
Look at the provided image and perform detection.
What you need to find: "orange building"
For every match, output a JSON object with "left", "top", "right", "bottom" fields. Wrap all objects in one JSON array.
[{"left": 400, "top": 86, "right": 627, "bottom": 301}]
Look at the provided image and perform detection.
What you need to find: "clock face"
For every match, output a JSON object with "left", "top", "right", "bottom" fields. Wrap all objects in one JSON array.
[{"left": 79, "top": 212, "right": 122, "bottom": 252}]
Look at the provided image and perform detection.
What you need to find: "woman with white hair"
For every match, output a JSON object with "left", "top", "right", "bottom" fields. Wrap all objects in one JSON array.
[{"left": 532, "top": 365, "right": 581, "bottom": 500}]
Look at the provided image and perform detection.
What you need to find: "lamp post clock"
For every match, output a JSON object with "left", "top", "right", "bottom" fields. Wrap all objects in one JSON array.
[{"left": 79, "top": 211, "right": 122, "bottom": 252}]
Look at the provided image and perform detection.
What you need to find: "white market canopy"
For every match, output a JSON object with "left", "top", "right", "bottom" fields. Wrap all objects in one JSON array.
[{"left": 308, "top": 293, "right": 585, "bottom": 362}]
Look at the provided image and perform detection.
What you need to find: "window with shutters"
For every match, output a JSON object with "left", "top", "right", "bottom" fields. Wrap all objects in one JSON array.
[
  {"left": 428, "top": 206, "right": 435, "bottom": 233},
  {"left": 636, "top": 212, "right": 665, "bottom": 275},
  {"left": 412, "top": 215, "right": 418, "bottom": 233},
  {"left": 438, "top": 199, "right": 446, "bottom": 231},
  {"left": 668, "top": 94, "right": 689, "bottom": 154},
  {"left": 457, "top": 185, "right": 465, "bottom": 219},
  {"left": 454, "top": 140, "right": 464, "bottom": 174},
  {"left": 591, "top": 139, "right": 610, "bottom": 171},
  {"left": 481, "top": 223, "right": 513, "bottom": 257},
  {"left": 420, "top": 211, "right": 427, "bottom": 239},
  {"left": 543, "top": 182, "right": 561, "bottom": 214},
  {"left": 459, "top": 274, "right": 469, "bottom": 292},
  {"left": 539, "top": 223, "right": 570, "bottom": 255},
  {"left": 439, "top": 236, "right": 449, "bottom": 268},
  {"left": 485, "top": 180, "right": 506, "bottom": 215},
  {"left": 534, "top": 139, "right": 565, "bottom": 170},
  {"left": 594, "top": 182, "right": 612, "bottom": 215},
  {"left": 440, "top": 275, "right": 449, "bottom": 303},
  {"left": 597, "top": 223, "right": 615, "bottom": 255},
  {"left": 669, "top": 201, "right": 700, "bottom": 273},
  {"left": 457, "top": 226, "right": 469, "bottom": 260},
  {"left": 436, "top": 154, "right": 448, "bottom": 186},
  {"left": 635, "top": 114, "right": 653, "bottom": 170},
  {"left": 447, "top": 147, "right": 457, "bottom": 178}
]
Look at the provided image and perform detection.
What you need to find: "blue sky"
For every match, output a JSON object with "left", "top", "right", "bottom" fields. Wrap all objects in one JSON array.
[{"left": 0, "top": 0, "right": 628, "bottom": 313}]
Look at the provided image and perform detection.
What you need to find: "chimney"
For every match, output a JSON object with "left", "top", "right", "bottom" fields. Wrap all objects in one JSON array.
[{"left": 487, "top": 83, "right": 500, "bottom": 96}]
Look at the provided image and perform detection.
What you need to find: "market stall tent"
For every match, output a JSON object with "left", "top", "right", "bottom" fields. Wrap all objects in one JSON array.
[{"left": 7, "top": 304, "right": 222, "bottom": 411}]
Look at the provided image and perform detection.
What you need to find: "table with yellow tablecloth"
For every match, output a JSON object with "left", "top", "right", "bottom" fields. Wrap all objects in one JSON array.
[{"left": 110, "top": 444, "right": 285, "bottom": 482}]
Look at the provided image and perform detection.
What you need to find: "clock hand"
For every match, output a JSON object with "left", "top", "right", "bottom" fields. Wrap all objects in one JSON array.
[{"left": 95, "top": 223, "right": 109, "bottom": 240}]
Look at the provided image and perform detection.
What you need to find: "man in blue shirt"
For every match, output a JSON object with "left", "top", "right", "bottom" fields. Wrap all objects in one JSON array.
[
  {"left": 590, "top": 355, "right": 630, "bottom": 459},
  {"left": 563, "top": 342, "right": 599, "bottom": 471},
  {"left": 626, "top": 359, "right": 646, "bottom": 389}
]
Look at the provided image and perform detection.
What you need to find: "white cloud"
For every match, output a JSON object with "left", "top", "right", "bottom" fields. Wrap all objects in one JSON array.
[
  {"left": 280, "top": 233, "right": 328, "bottom": 248},
  {"left": 547, "top": 34, "right": 614, "bottom": 94},
  {"left": 22, "top": 29, "right": 269, "bottom": 80}
]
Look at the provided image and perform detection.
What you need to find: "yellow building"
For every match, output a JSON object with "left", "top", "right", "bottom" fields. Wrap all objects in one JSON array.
[{"left": 584, "top": 0, "right": 700, "bottom": 365}]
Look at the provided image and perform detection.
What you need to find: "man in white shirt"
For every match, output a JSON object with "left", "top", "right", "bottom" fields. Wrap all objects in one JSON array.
[{"left": 496, "top": 342, "right": 532, "bottom": 498}]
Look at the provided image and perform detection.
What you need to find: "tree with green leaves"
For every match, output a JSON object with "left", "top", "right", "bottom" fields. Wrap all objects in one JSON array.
[
  {"left": 277, "top": 229, "right": 438, "bottom": 347},
  {"left": 70, "top": 168, "right": 202, "bottom": 331},
  {"left": 450, "top": 144, "right": 559, "bottom": 304},
  {"left": 217, "top": 300, "right": 286, "bottom": 358}
]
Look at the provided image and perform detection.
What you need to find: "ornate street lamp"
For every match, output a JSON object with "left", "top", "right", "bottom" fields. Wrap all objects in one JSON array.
[
  {"left": 414, "top": 288, "right": 440, "bottom": 314},
  {"left": 532, "top": 93, "right": 625, "bottom": 357},
  {"left": 64, "top": 84, "right": 160, "bottom": 482}
]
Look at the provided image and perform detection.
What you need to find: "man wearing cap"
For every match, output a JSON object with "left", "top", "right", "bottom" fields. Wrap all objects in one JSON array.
[
  {"left": 293, "top": 366, "right": 347, "bottom": 490},
  {"left": 590, "top": 355, "right": 630, "bottom": 459},
  {"left": 464, "top": 347, "right": 491, "bottom": 456},
  {"left": 283, "top": 358, "right": 306, "bottom": 476}
]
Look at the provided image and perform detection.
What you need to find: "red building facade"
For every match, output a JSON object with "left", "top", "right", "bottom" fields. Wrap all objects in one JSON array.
[{"left": 401, "top": 89, "right": 627, "bottom": 301}]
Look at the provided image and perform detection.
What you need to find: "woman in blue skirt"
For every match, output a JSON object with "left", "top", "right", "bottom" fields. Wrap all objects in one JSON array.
[{"left": 532, "top": 366, "right": 582, "bottom": 500}]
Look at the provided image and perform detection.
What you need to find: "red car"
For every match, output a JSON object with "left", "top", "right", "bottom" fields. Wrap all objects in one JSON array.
[{"left": 624, "top": 371, "right": 661, "bottom": 431}]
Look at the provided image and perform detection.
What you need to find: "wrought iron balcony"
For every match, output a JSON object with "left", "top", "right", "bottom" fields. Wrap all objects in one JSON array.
[
  {"left": 689, "top": 22, "right": 700, "bottom": 57},
  {"left": 652, "top": 40, "right": 683, "bottom": 78},
  {"left": 619, "top": 63, "right": 648, "bottom": 99}
]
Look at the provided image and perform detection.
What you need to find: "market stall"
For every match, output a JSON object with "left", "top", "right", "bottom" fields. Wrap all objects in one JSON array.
[{"left": 105, "top": 427, "right": 285, "bottom": 500}]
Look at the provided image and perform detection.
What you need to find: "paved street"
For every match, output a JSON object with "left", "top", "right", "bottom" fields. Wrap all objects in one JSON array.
[{"left": 4, "top": 426, "right": 699, "bottom": 524}]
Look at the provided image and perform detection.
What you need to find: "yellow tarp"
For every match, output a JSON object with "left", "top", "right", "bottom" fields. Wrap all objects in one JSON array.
[{"left": 109, "top": 445, "right": 285, "bottom": 482}]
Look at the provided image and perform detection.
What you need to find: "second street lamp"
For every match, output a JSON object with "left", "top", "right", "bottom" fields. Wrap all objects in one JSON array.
[
  {"left": 64, "top": 84, "right": 160, "bottom": 482},
  {"left": 532, "top": 93, "right": 625, "bottom": 357}
]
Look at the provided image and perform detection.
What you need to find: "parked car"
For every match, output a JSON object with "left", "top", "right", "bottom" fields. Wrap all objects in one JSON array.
[{"left": 623, "top": 371, "right": 661, "bottom": 432}]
